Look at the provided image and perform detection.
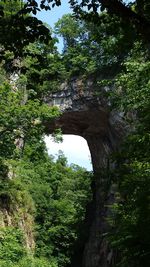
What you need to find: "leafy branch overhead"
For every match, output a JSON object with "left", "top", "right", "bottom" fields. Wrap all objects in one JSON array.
[
  {"left": 0, "top": 0, "right": 150, "bottom": 57},
  {"left": 0, "top": 0, "right": 51, "bottom": 56},
  {"left": 22, "top": 0, "right": 150, "bottom": 42},
  {"left": 69, "top": 0, "right": 150, "bottom": 41}
]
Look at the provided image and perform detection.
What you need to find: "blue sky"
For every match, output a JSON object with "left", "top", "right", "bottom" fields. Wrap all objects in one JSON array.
[
  {"left": 36, "top": 1, "right": 72, "bottom": 51},
  {"left": 36, "top": 1, "right": 71, "bottom": 27},
  {"left": 36, "top": 2, "right": 92, "bottom": 170}
]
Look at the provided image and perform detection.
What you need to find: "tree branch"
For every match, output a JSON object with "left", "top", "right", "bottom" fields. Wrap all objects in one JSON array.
[{"left": 99, "top": 0, "right": 150, "bottom": 42}]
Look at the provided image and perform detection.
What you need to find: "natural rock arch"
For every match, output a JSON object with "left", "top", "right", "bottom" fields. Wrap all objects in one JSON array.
[
  {"left": 44, "top": 75, "right": 125, "bottom": 267},
  {"left": 44, "top": 76, "right": 124, "bottom": 172}
]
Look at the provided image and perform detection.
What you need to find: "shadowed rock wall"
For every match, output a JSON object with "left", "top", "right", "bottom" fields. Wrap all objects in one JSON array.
[{"left": 44, "top": 75, "right": 125, "bottom": 267}]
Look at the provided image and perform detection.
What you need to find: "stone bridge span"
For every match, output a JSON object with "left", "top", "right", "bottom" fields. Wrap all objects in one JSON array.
[
  {"left": 44, "top": 76, "right": 124, "bottom": 172},
  {"left": 44, "top": 76, "right": 124, "bottom": 267}
]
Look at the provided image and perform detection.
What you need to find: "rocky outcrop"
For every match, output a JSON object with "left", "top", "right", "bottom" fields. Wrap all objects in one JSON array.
[
  {"left": 0, "top": 206, "right": 35, "bottom": 251},
  {"left": 0, "top": 183, "right": 35, "bottom": 251},
  {"left": 44, "top": 75, "right": 125, "bottom": 267}
]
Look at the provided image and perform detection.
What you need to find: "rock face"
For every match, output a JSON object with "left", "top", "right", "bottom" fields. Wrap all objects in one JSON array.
[
  {"left": 44, "top": 75, "right": 125, "bottom": 267},
  {"left": 0, "top": 198, "right": 35, "bottom": 251}
]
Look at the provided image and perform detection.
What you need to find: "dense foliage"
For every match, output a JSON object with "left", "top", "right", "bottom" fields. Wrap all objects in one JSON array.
[
  {"left": 0, "top": 148, "right": 92, "bottom": 267},
  {"left": 108, "top": 42, "right": 150, "bottom": 267},
  {"left": 54, "top": 13, "right": 134, "bottom": 76},
  {"left": 0, "top": 1, "right": 150, "bottom": 267}
]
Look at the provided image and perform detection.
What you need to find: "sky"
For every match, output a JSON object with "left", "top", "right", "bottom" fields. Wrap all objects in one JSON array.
[
  {"left": 36, "top": 1, "right": 71, "bottom": 51},
  {"left": 36, "top": 2, "right": 92, "bottom": 171},
  {"left": 36, "top": 1, "right": 71, "bottom": 27},
  {"left": 45, "top": 135, "right": 92, "bottom": 171}
]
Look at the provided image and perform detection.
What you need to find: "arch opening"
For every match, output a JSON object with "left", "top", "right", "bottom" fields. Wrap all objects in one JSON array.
[{"left": 44, "top": 134, "right": 92, "bottom": 171}]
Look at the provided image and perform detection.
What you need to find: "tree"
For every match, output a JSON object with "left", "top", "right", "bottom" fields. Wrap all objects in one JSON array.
[
  {"left": 69, "top": 0, "right": 150, "bottom": 40},
  {"left": 0, "top": 0, "right": 51, "bottom": 57},
  {"left": 23, "top": 39, "right": 66, "bottom": 100},
  {"left": 108, "top": 41, "right": 150, "bottom": 267},
  {"left": 0, "top": 227, "right": 26, "bottom": 262},
  {"left": 0, "top": 1, "right": 62, "bottom": 176},
  {"left": 54, "top": 13, "right": 134, "bottom": 76}
]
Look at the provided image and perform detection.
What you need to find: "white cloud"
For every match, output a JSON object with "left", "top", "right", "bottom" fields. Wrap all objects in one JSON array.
[{"left": 44, "top": 135, "right": 92, "bottom": 171}]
